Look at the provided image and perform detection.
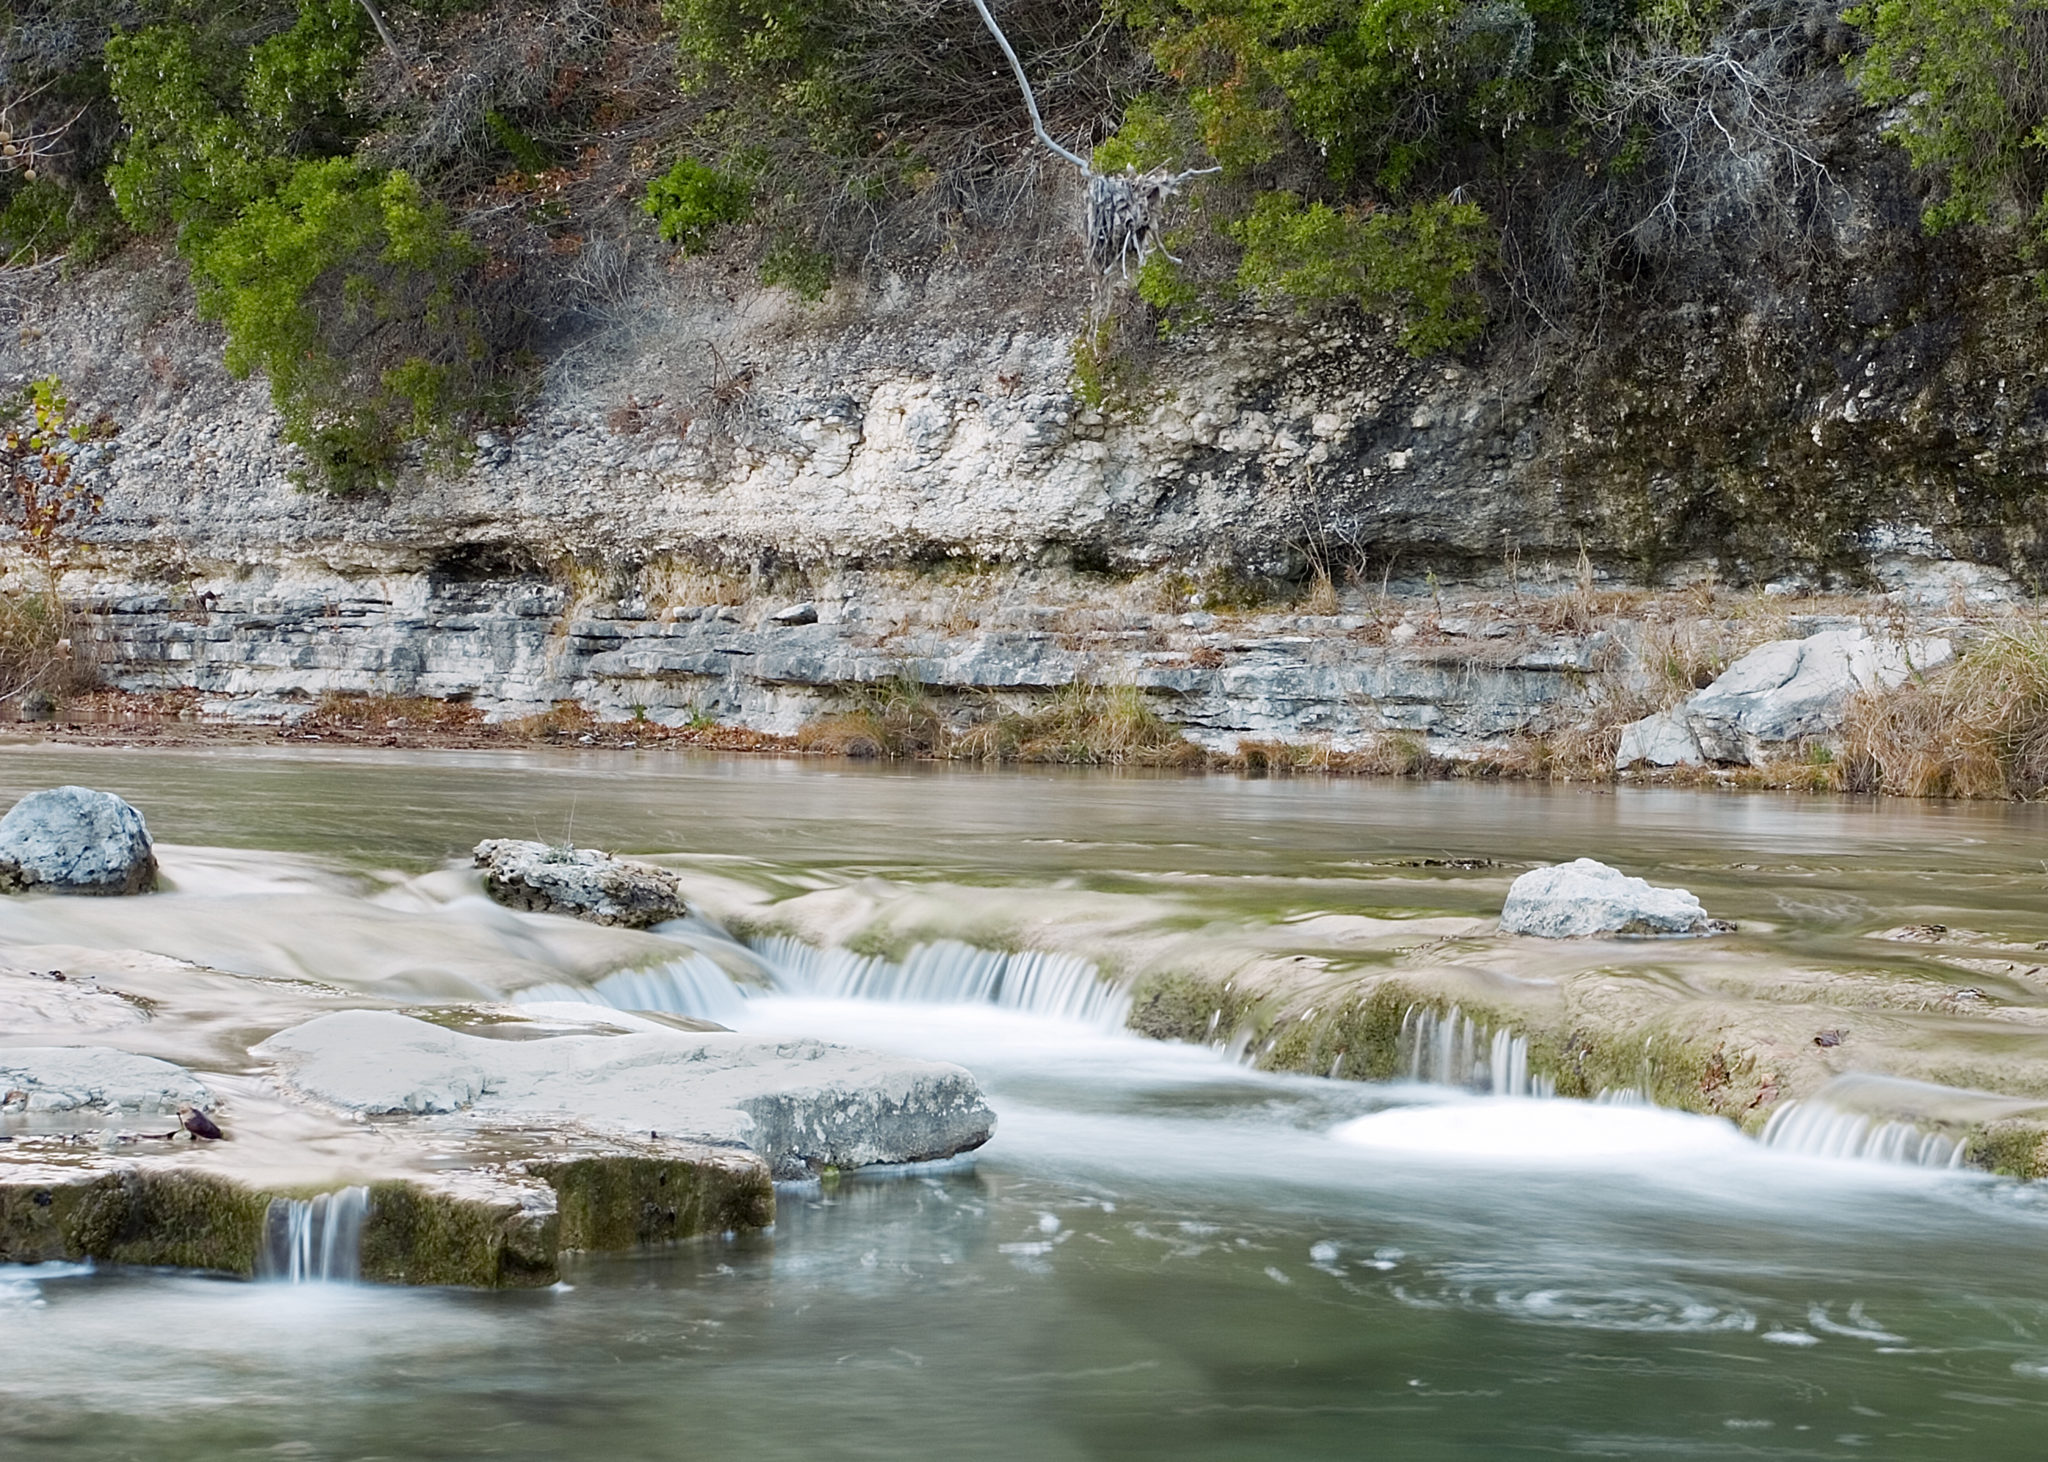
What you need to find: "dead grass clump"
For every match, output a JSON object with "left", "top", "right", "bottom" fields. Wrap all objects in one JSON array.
[
  {"left": 1841, "top": 626, "right": 2048, "bottom": 798},
  {"left": 1228, "top": 739, "right": 1331, "bottom": 773},
  {"left": 792, "top": 682, "right": 1203, "bottom": 766},
  {"left": 0, "top": 591, "right": 93, "bottom": 717},
  {"left": 503, "top": 700, "right": 596, "bottom": 739},
  {"left": 309, "top": 692, "right": 487, "bottom": 734},
  {"left": 1009, "top": 684, "right": 1204, "bottom": 766},
  {"left": 794, "top": 680, "right": 950, "bottom": 759}
]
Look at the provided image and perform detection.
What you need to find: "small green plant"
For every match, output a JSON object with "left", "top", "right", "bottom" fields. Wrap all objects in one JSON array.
[
  {"left": 759, "top": 233, "right": 833, "bottom": 299},
  {"left": 485, "top": 111, "right": 554, "bottom": 176},
  {"left": 642, "top": 156, "right": 753, "bottom": 251}
]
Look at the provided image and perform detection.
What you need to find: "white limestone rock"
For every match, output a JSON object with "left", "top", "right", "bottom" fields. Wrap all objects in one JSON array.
[
  {"left": 1617, "top": 629, "right": 1952, "bottom": 769},
  {"left": 1500, "top": 858, "right": 1722, "bottom": 938},
  {"left": 0, "top": 1046, "right": 209, "bottom": 1113},
  {"left": 1613, "top": 709, "right": 1704, "bottom": 768},
  {"left": 254, "top": 1010, "right": 996, "bottom": 1178},
  {"left": 0, "top": 787, "right": 158, "bottom": 895},
  {"left": 473, "top": 839, "right": 686, "bottom": 928}
]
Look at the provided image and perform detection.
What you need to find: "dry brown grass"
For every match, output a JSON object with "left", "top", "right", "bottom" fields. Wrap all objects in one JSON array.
[
  {"left": 308, "top": 692, "right": 488, "bottom": 734},
  {"left": 1839, "top": 625, "right": 2048, "bottom": 798},
  {"left": 794, "top": 681, "right": 1204, "bottom": 767},
  {"left": 0, "top": 591, "right": 95, "bottom": 718}
]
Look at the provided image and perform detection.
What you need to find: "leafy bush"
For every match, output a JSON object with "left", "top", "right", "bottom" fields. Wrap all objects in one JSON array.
[
  {"left": 642, "top": 156, "right": 753, "bottom": 251},
  {"left": 104, "top": 0, "right": 370, "bottom": 238},
  {"left": 192, "top": 158, "right": 485, "bottom": 491},
  {"left": 101, "top": 0, "right": 517, "bottom": 491},
  {"left": 1234, "top": 192, "right": 1494, "bottom": 352},
  {"left": 1845, "top": 0, "right": 2048, "bottom": 236}
]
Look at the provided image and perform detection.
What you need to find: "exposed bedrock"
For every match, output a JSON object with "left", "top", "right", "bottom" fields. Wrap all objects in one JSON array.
[
  {"left": 0, "top": 933, "right": 993, "bottom": 1284},
  {"left": 254, "top": 1010, "right": 996, "bottom": 1179}
]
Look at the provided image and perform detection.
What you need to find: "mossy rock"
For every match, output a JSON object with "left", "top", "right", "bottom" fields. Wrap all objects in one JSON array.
[
  {"left": 0, "top": 1148, "right": 780, "bottom": 1287},
  {"left": 0, "top": 1169, "right": 268, "bottom": 1275},
  {"left": 536, "top": 1152, "right": 774, "bottom": 1253},
  {"left": 358, "top": 1180, "right": 560, "bottom": 1288}
]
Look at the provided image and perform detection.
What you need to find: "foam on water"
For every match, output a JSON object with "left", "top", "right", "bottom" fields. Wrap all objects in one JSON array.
[{"left": 1332, "top": 1096, "right": 1749, "bottom": 1162}]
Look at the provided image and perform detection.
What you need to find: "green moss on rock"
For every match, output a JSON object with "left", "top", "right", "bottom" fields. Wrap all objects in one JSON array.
[
  {"left": 537, "top": 1153, "right": 774, "bottom": 1252},
  {"left": 358, "top": 1181, "right": 559, "bottom": 1288},
  {"left": 1124, "top": 969, "right": 1265, "bottom": 1045}
]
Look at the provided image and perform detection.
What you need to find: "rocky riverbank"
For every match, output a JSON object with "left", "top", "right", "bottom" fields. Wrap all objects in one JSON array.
[{"left": 10, "top": 565, "right": 2030, "bottom": 796}]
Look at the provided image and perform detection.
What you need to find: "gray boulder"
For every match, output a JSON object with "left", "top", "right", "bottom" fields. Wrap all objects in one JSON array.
[
  {"left": 474, "top": 838, "right": 687, "bottom": 927},
  {"left": 0, "top": 786, "right": 158, "bottom": 895},
  {"left": 255, "top": 1010, "right": 996, "bottom": 1178},
  {"left": 1500, "top": 858, "right": 1723, "bottom": 937},
  {"left": 1618, "top": 629, "right": 1952, "bottom": 768}
]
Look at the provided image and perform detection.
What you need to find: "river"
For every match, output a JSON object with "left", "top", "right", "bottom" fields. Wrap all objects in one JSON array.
[{"left": 3, "top": 745, "right": 2048, "bottom": 1459}]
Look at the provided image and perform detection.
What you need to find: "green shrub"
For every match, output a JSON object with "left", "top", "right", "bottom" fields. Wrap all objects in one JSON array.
[
  {"left": 642, "top": 156, "right": 753, "bottom": 251},
  {"left": 1234, "top": 192, "right": 1494, "bottom": 352},
  {"left": 104, "top": 0, "right": 369, "bottom": 238},
  {"left": 0, "top": 178, "right": 119, "bottom": 267},
  {"left": 192, "top": 158, "right": 486, "bottom": 492},
  {"left": 102, "top": 0, "right": 517, "bottom": 492},
  {"left": 1845, "top": 0, "right": 2048, "bottom": 236}
]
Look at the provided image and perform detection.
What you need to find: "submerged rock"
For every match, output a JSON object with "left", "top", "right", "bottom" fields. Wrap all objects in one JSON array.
[
  {"left": 0, "top": 1046, "right": 209, "bottom": 1114},
  {"left": 1617, "top": 629, "right": 1953, "bottom": 769},
  {"left": 255, "top": 1009, "right": 996, "bottom": 1178},
  {"left": 1499, "top": 858, "right": 1721, "bottom": 938},
  {"left": 473, "top": 838, "right": 686, "bottom": 927},
  {"left": 0, "top": 787, "right": 158, "bottom": 895}
]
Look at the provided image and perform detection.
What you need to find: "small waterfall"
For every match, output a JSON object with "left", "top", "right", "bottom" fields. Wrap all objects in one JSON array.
[
  {"left": 260, "top": 1187, "right": 370, "bottom": 1283},
  {"left": 518, "top": 953, "right": 749, "bottom": 1023},
  {"left": 1759, "top": 1101, "right": 1966, "bottom": 1169},
  {"left": 1397, "top": 1004, "right": 1553, "bottom": 1098},
  {"left": 751, "top": 936, "right": 1131, "bottom": 1030}
]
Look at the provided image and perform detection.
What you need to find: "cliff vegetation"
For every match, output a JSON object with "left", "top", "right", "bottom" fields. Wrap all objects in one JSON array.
[{"left": 2, "top": 0, "right": 2043, "bottom": 490}]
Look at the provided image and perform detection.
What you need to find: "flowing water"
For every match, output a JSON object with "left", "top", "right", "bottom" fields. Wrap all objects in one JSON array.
[{"left": 5, "top": 746, "right": 2048, "bottom": 1458}]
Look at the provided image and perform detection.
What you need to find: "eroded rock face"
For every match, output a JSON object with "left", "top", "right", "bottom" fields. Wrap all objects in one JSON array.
[
  {"left": 1617, "top": 629, "right": 1953, "bottom": 769},
  {"left": 473, "top": 839, "right": 687, "bottom": 927},
  {"left": 1499, "top": 859, "right": 1720, "bottom": 938},
  {"left": 254, "top": 1009, "right": 996, "bottom": 1178},
  {"left": 0, "top": 787, "right": 158, "bottom": 896}
]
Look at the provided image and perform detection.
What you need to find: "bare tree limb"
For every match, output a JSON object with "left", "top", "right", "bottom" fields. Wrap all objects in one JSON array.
[
  {"left": 356, "top": 0, "right": 405, "bottom": 59},
  {"left": 967, "top": 0, "right": 1091, "bottom": 171}
]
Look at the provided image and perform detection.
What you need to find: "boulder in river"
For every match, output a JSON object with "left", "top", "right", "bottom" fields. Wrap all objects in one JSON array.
[
  {"left": 255, "top": 1009, "right": 997, "bottom": 1178},
  {"left": 0, "top": 786, "right": 158, "bottom": 895},
  {"left": 1499, "top": 858, "right": 1723, "bottom": 938},
  {"left": 473, "top": 838, "right": 686, "bottom": 927}
]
